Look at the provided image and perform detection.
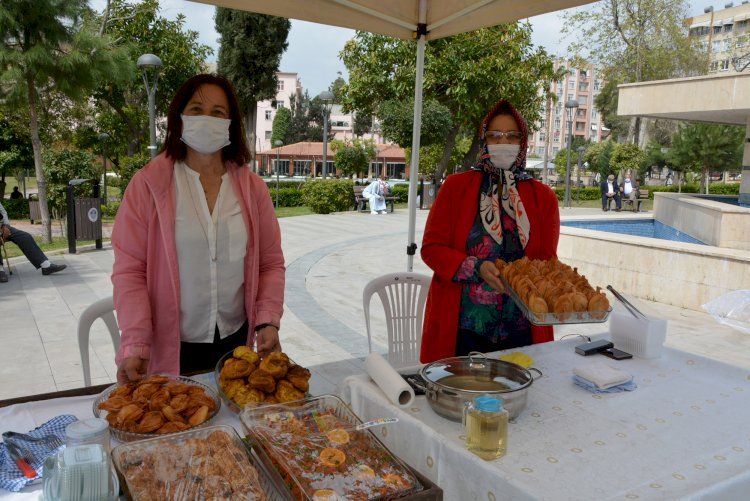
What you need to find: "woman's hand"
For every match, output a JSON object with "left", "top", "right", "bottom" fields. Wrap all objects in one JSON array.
[
  {"left": 117, "top": 357, "right": 149, "bottom": 383},
  {"left": 256, "top": 325, "right": 281, "bottom": 358},
  {"left": 479, "top": 260, "right": 505, "bottom": 293}
]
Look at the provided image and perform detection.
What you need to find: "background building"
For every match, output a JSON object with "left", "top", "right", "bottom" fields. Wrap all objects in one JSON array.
[
  {"left": 688, "top": 2, "right": 750, "bottom": 74},
  {"left": 527, "top": 59, "right": 608, "bottom": 160}
]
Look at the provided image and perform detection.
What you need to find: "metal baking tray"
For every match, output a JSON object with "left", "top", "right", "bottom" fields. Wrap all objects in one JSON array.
[{"left": 499, "top": 274, "right": 611, "bottom": 326}]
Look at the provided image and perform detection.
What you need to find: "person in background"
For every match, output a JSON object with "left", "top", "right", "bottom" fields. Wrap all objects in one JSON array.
[
  {"left": 9, "top": 187, "right": 23, "bottom": 200},
  {"left": 665, "top": 173, "right": 674, "bottom": 187},
  {"left": 420, "top": 99, "right": 560, "bottom": 363},
  {"left": 620, "top": 173, "right": 639, "bottom": 203},
  {"left": 0, "top": 201, "right": 66, "bottom": 283},
  {"left": 112, "top": 74, "right": 285, "bottom": 382},
  {"left": 600, "top": 174, "right": 621, "bottom": 211},
  {"left": 362, "top": 173, "right": 390, "bottom": 214}
]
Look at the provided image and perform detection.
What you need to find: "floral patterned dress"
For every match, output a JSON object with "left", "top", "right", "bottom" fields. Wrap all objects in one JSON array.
[{"left": 453, "top": 174, "right": 532, "bottom": 349}]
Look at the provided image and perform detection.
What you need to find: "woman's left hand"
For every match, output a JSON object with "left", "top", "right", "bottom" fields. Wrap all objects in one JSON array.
[
  {"left": 479, "top": 260, "right": 505, "bottom": 293},
  {"left": 256, "top": 325, "right": 281, "bottom": 358}
]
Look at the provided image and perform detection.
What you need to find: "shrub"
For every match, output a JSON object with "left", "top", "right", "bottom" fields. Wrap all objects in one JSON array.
[
  {"left": 102, "top": 202, "right": 120, "bottom": 218},
  {"left": 709, "top": 183, "right": 740, "bottom": 195},
  {"left": 42, "top": 149, "right": 99, "bottom": 214},
  {"left": 1, "top": 198, "right": 29, "bottom": 219},
  {"left": 267, "top": 187, "right": 304, "bottom": 207},
  {"left": 390, "top": 184, "right": 409, "bottom": 203},
  {"left": 301, "top": 179, "right": 354, "bottom": 214},
  {"left": 553, "top": 186, "right": 601, "bottom": 201}
]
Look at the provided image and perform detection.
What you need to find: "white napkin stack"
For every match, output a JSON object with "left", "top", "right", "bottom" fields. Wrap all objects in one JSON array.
[{"left": 573, "top": 362, "right": 632, "bottom": 390}]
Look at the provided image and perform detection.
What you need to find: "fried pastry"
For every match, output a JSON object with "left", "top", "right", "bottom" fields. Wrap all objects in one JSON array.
[
  {"left": 287, "top": 365, "right": 312, "bottom": 392},
  {"left": 275, "top": 380, "right": 305, "bottom": 403},
  {"left": 137, "top": 411, "right": 165, "bottom": 433},
  {"left": 248, "top": 369, "right": 277, "bottom": 394},
  {"left": 233, "top": 345, "right": 260, "bottom": 365},
  {"left": 220, "top": 358, "right": 254, "bottom": 380},
  {"left": 259, "top": 352, "right": 290, "bottom": 379}
]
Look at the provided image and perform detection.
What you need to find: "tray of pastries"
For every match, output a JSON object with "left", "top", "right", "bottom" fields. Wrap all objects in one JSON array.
[
  {"left": 111, "top": 424, "right": 291, "bottom": 500},
  {"left": 240, "top": 394, "right": 423, "bottom": 501},
  {"left": 495, "top": 257, "right": 612, "bottom": 326},
  {"left": 93, "top": 374, "right": 220, "bottom": 442},
  {"left": 215, "top": 347, "right": 312, "bottom": 413}
]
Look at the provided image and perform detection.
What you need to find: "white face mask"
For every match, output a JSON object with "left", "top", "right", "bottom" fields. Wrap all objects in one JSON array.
[
  {"left": 487, "top": 144, "right": 520, "bottom": 170},
  {"left": 180, "top": 114, "right": 231, "bottom": 155}
]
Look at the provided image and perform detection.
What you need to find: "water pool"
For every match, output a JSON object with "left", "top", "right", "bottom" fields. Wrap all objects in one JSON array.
[{"left": 561, "top": 219, "right": 706, "bottom": 245}]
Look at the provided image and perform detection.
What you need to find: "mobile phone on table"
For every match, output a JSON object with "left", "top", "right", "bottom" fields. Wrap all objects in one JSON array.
[{"left": 601, "top": 347, "right": 633, "bottom": 360}]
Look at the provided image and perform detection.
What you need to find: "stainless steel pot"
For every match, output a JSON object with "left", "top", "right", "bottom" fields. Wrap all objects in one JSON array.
[{"left": 417, "top": 352, "right": 542, "bottom": 422}]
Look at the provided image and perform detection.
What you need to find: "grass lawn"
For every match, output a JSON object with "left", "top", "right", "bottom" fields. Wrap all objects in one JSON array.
[{"left": 3, "top": 236, "right": 106, "bottom": 259}]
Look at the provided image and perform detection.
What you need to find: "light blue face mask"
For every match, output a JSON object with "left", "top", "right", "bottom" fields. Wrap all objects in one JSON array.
[
  {"left": 487, "top": 144, "right": 520, "bottom": 170},
  {"left": 180, "top": 114, "right": 231, "bottom": 154}
]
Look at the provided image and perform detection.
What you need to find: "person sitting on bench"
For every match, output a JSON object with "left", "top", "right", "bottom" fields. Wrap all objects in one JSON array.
[
  {"left": 620, "top": 174, "right": 638, "bottom": 205},
  {"left": 600, "top": 174, "right": 621, "bottom": 212},
  {"left": 362, "top": 174, "right": 390, "bottom": 215}
]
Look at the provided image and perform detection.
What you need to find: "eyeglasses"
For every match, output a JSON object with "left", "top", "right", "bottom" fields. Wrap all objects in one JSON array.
[{"left": 484, "top": 130, "right": 523, "bottom": 142}]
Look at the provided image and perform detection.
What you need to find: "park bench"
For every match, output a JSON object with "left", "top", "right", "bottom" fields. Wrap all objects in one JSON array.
[
  {"left": 354, "top": 185, "right": 396, "bottom": 213},
  {"left": 608, "top": 189, "right": 649, "bottom": 212}
]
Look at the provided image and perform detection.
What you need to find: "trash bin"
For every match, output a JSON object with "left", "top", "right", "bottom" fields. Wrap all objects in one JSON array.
[
  {"left": 28, "top": 195, "right": 41, "bottom": 224},
  {"left": 421, "top": 178, "right": 437, "bottom": 209},
  {"left": 67, "top": 179, "right": 102, "bottom": 254}
]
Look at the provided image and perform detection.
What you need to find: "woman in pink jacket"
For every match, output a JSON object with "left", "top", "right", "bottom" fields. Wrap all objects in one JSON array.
[{"left": 112, "top": 74, "right": 285, "bottom": 382}]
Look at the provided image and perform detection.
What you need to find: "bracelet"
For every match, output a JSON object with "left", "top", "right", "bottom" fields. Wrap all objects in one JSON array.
[{"left": 254, "top": 323, "right": 278, "bottom": 332}]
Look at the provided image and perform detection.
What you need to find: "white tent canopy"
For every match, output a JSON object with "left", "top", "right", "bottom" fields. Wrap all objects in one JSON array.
[{"left": 194, "top": 0, "right": 597, "bottom": 270}]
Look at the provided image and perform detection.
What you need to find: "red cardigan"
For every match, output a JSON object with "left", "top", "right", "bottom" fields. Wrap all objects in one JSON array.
[{"left": 420, "top": 170, "right": 560, "bottom": 363}]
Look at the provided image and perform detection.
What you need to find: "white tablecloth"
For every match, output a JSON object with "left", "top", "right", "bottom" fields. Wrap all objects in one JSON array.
[
  {"left": 339, "top": 337, "right": 750, "bottom": 501},
  {"left": 0, "top": 373, "right": 243, "bottom": 500}
]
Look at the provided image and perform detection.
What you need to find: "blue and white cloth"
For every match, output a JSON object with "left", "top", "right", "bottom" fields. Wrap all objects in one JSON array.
[
  {"left": 573, "top": 375, "right": 637, "bottom": 393},
  {"left": 572, "top": 361, "right": 637, "bottom": 394},
  {"left": 0, "top": 414, "right": 76, "bottom": 492}
]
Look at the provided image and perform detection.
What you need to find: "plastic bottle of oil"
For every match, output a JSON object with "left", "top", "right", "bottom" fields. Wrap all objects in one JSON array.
[{"left": 463, "top": 394, "right": 508, "bottom": 460}]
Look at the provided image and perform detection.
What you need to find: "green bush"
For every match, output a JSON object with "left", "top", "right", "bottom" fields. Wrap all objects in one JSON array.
[
  {"left": 118, "top": 154, "right": 150, "bottom": 194},
  {"left": 267, "top": 187, "right": 304, "bottom": 207},
  {"left": 42, "top": 149, "right": 99, "bottom": 214},
  {"left": 390, "top": 184, "right": 409, "bottom": 203},
  {"left": 553, "top": 186, "right": 601, "bottom": 202},
  {"left": 301, "top": 179, "right": 354, "bottom": 214},
  {"left": 1, "top": 198, "right": 29, "bottom": 219},
  {"left": 708, "top": 183, "right": 740, "bottom": 195},
  {"left": 102, "top": 202, "right": 120, "bottom": 218}
]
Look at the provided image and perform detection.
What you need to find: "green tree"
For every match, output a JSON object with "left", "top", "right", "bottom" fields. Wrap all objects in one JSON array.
[
  {"left": 610, "top": 143, "right": 646, "bottom": 176},
  {"left": 584, "top": 139, "right": 615, "bottom": 180},
  {"left": 352, "top": 112, "right": 372, "bottom": 137},
  {"left": 1, "top": 0, "right": 132, "bottom": 242},
  {"left": 271, "top": 107, "right": 291, "bottom": 146},
  {"left": 0, "top": 115, "right": 33, "bottom": 197},
  {"left": 329, "top": 72, "right": 346, "bottom": 104},
  {"left": 94, "top": 0, "right": 213, "bottom": 158},
  {"left": 377, "top": 99, "right": 452, "bottom": 149},
  {"left": 42, "top": 149, "right": 98, "bottom": 216},
  {"left": 341, "top": 23, "right": 558, "bottom": 179},
  {"left": 216, "top": 9, "right": 290, "bottom": 170},
  {"left": 563, "top": 0, "right": 705, "bottom": 144},
  {"left": 667, "top": 123, "right": 744, "bottom": 193},
  {"left": 593, "top": 80, "right": 631, "bottom": 141},
  {"left": 330, "top": 139, "right": 375, "bottom": 177}
]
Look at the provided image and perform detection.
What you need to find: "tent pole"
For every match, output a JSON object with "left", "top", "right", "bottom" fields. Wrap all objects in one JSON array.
[{"left": 407, "top": 0, "right": 427, "bottom": 272}]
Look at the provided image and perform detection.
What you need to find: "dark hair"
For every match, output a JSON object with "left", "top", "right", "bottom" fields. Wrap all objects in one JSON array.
[{"left": 162, "top": 74, "right": 250, "bottom": 166}]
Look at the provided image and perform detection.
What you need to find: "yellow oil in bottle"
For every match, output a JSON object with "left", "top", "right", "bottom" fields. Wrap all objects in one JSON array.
[{"left": 465, "top": 396, "right": 508, "bottom": 460}]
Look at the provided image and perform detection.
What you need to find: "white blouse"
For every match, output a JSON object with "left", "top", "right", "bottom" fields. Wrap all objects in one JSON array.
[{"left": 174, "top": 161, "right": 248, "bottom": 343}]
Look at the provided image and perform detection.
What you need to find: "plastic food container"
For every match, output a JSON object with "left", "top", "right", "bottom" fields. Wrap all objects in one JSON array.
[
  {"left": 66, "top": 418, "right": 111, "bottom": 454},
  {"left": 92, "top": 375, "right": 221, "bottom": 442},
  {"left": 610, "top": 308, "right": 667, "bottom": 359},
  {"left": 240, "top": 394, "right": 423, "bottom": 500},
  {"left": 111, "top": 424, "right": 290, "bottom": 501}
]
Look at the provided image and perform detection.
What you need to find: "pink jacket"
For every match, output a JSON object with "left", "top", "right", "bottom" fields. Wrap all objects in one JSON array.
[{"left": 111, "top": 154, "right": 285, "bottom": 375}]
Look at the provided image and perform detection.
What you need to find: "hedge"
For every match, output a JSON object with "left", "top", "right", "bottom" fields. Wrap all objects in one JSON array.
[
  {"left": 301, "top": 179, "right": 354, "bottom": 214},
  {"left": 1, "top": 198, "right": 29, "bottom": 219}
]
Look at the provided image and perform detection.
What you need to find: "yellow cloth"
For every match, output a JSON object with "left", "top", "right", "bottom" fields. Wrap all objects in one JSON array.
[{"left": 498, "top": 352, "right": 534, "bottom": 368}]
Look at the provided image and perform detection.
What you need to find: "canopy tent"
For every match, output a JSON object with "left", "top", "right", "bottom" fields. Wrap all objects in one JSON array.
[{"left": 194, "top": 0, "right": 597, "bottom": 270}]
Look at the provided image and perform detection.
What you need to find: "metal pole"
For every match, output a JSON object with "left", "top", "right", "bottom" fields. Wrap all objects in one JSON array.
[
  {"left": 102, "top": 142, "right": 108, "bottom": 203},
  {"left": 322, "top": 112, "right": 329, "bottom": 179},
  {"left": 576, "top": 149, "right": 583, "bottom": 205},
  {"left": 147, "top": 86, "right": 157, "bottom": 158},
  {"left": 66, "top": 184, "right": 76, "bottom": 254},
  {"left": 275, "top": 146, "right": 280, "bottom": 208},
  {"left": 565, "top": 114, "right": 572, "bottom": 209},
  {"left": 407, "top": 0, "right": 427, "bottom": 272}
]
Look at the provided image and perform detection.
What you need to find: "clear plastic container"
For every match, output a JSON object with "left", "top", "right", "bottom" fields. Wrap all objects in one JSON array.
[
  {"left": 66, "top": 418, "right": 110, "bottom": 454},
  {"left": 463, "top": 395, "right": 509, "bottom": 460},
  {"left": 609, "top": 308, "right": 667, "bottom": 359},
  {"left": 42, "top": 444, "right": 119, "bottom": 501}
]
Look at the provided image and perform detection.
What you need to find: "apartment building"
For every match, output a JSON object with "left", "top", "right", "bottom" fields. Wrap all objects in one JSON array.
[
  {"left": 526, "top": 59, "right": 608, "bottom": 159},
  {"left": 688, "top": 2, "right": 750, "bottom": 74}
]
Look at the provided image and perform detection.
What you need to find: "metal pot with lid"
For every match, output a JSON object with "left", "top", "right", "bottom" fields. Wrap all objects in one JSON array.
[{"left": 417, "top": 352, "right": 542, "bottom": 421}]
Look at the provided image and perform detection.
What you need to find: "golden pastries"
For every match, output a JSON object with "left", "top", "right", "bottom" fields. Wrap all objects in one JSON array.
[
  {"left": 233, "top": 345, "right": 260, "bottom": 365},
  {"left": 218, "top": 349, "right": 311, "bottom": 410},
  {"left": 220, "top": 358, "right": 254, "bottom": 380},
  {"left": 494, "top": 257, "right": 611, "bottom": 319}
]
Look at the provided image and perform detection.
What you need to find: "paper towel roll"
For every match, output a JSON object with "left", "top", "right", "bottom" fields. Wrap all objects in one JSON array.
[{"left": 365, "top": 353, "right": 415, "bottom": 407}]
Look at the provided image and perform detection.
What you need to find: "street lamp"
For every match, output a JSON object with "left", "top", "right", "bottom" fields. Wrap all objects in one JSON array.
[
  {"left": 98, "top": 133, "right": 110, "bottom": 203},
  {"left": 564, "top": 98, "right": 579, "bottom": 208},
  {"left": 576, "top": 145, "right": 584, "bottom": 205},
  {"left": 137, "top": 53, "right": 163, "bottom": 159},
  {"left": 274, "top": 139, "right": 283, "bottom": 208},
  {"left": 318, "top": 90, "right": 334, "bottom": 178}
]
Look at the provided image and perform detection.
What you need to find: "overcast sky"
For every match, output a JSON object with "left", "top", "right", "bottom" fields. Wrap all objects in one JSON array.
[{"left": 91, "top": 1, "right": 711, "bottom": 96}]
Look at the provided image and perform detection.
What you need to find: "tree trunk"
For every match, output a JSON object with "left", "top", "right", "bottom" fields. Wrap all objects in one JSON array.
[
  {"left": 460, "top": 138, "right": 481, "bottom": 171},
  {"left": 103, "top": 95, "right": 141, "bottom": 157},
  {"left": 27, "top": 77, "right": 52, "bottom": 243},
  {"left": 246, "top": 103, "right": 258, "bottom": 171},
  {"left": 435, "top": 124, "right": 461, "bottom": 180}
]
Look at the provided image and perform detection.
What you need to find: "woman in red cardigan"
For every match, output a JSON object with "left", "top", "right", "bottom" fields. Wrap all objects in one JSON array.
[{"left": 420, "top": 99, "right": 560, "bottom": 363}]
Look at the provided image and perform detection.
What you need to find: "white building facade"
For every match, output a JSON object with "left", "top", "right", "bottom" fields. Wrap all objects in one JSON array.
[{"left": 688, "top": 2, "right": 750, "bottom": 74}]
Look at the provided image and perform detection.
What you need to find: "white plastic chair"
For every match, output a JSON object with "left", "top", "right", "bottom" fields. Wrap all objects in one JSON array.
[
  {"left": 363, "top": 272, "right": 430, "bottom": 369},
  {"left": 77, "top": 296, "right": 120, "bottom": 387}
]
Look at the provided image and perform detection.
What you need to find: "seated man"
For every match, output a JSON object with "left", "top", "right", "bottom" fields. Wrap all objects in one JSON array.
[
  {"left": 9, "top": 187, "right": 23, "bottom": 200},
  {"left": 362, "top": 174, "right": 390, "bottom": 215},
  {"left": 0, "top": 201, "right": 66, "bottom": 283},
  {"left": 600, "top": 174, "right": 621, "bottom": 211},
  {"left": 620, "top": 174, "right": 639, "bottom": 204}
]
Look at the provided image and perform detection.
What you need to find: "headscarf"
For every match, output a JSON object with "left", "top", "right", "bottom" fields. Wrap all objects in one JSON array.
[{"left": 474, "top": 99, "right": 531, "bottom": 248}]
